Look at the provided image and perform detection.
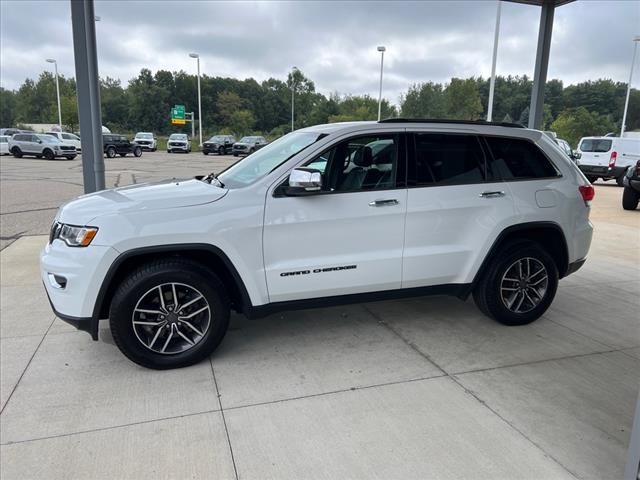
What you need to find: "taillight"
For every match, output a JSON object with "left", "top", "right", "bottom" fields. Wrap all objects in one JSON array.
[
  {"left": 579, "top": 184, "right": 595, "bottom": 204},
  {"left": 609, "top": 151, "right": 617, "bottom": 168}
]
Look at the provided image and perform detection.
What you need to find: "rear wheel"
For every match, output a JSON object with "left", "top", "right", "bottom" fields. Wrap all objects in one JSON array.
[
  {"left": 586, "top": 175, "right": 598, "bottom": 184},
  {"left": 133, "top": 147, "right": 142, "bottom": 157},
  {"left": 110, "top": 259, "right": 230, "bottom": 369},
  {"left": 622, "top": 186, "right": 639, "bottom": 210},
  {"left": 106, "top": 147, "right": 116, "bottom": 158},
  {"left": 473, "top": 241, "right": 558, "bottom": 326},
  {"left": 43, "top": 149, "right": 55, "bottom": 160}
]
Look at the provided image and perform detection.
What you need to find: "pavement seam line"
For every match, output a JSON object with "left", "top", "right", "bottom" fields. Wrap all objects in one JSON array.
[
  {"left": 362, "top": 304, "right": 448, "bottom": 376},
  {"left": 0, "top": 373, "right": 447, "bottom": 446},
  {"left": 363, "top": 305, "right": 580, "bottom": 479},
  {"left": 451, "top": 374, "right": 580, "bottom": 479},
  {"left": 0, "top": 316, "right": 56, "bottom": 416},
  {"left": 210, "top": 358, "right": 239, "bottom": 480}
]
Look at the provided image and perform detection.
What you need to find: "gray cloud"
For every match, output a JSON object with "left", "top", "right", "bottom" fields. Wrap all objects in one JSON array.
[{"left": 1, "top": 0, "right": 638, "bottom": 106}]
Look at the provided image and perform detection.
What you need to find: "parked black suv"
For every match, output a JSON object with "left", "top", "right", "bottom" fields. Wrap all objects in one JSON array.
[
  {"left": 622, "top": 160, "right": 640, "bottom": 210},
  {"left": 203, "top": 135, "right": 235, "bottom": 155},
  {"left": 232, "top": 136, "right": 268, "bottom": 156},
  {"left": 103, "top": 134, "right": 142, "bottom": 158}
]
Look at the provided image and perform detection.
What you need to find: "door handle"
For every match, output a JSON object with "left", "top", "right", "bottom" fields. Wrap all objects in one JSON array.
[
  {"left": 369, "top": 199, "right": 399, "bottom": 207},
  {"left": 479, "top": 191, "right": 506, "bottom": 198}
]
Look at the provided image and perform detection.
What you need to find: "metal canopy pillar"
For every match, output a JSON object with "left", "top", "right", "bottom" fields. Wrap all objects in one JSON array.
[
  {"left": 528, "top": 1, "right": 555, "bottom": 129},
  {"left": 70, "top": 0, "right": 105, "bottom": 193}
]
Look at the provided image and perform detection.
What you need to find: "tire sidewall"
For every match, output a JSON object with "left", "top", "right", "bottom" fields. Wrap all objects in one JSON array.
[
  {"left": 134, "top": 147, "right": 142, "bottom": 157},
  {"left": 482, "top": 243, "right": 558, "bottom": 326},
  {"left": 110, "top": 263, "right": 230, "bottom": 369},
  {"left": 107, "top": 147, "right": 116, "bottom": 158}
]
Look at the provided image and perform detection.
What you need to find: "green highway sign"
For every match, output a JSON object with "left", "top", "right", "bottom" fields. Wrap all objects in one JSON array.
[{"left": 171, "top": 105, "right": 186, "bottom": 125}]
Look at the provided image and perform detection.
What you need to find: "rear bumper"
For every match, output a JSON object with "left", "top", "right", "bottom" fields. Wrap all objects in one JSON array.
[
  {"left": 579, "top": 165, "right": 626, "bottom": 178},
  {"left": 565, "top": 258, "right": 586, "bottom": 277}
]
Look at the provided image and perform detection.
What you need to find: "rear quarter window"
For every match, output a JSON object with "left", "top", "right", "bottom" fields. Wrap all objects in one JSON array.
[{"left": 485, "top": 136, "right": 559, "bottom": 180}]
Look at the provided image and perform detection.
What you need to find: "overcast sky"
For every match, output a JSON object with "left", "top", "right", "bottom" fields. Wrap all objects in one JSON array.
[{"left": 1, "top": 0, "right": 638, "bottom": 105}]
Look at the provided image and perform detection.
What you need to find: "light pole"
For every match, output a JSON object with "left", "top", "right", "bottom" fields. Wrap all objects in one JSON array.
[
  {"left": 487, "top": 0, "right": 502, "bottom": 122},
  {"left": 377, "top": 46, "right": 386, "bottom": 121},
  {"left": 291, "top": 66, "right": 298, "bottom": 132},
  {"left": 46, "top": 59, "right": 62, "bottom": 130},
  {"left": 189, "top": 53, "right": 203, "bottom": 147},
  {"left": 621, "top": 36, "right": 640, "bottom": 137}
]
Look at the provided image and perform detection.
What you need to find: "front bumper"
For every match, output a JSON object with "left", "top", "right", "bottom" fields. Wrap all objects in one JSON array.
[
  {"left": 579, "top": 164, "right": 626, "bottom": 179},
  {"left": 168, "top": 143, "right": 189, "bottom": 151},
  {"left": 203, "top": 144, "right": 222, "bottom": 153},
  {"left": 40, "top": 240, "right": 119, "bottom": 340}
]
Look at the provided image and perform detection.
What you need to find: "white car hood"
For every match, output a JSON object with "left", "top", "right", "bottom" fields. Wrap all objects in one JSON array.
[{"left": 58, "top": 178, "right": 227, "bottom": 225}]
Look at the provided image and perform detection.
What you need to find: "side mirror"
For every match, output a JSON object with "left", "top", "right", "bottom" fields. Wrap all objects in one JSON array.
[
  {"left": 286, "top": 168, "right": 323, "bottom": 196},
  {"left": 571, "top": 151, "right": 581, "bottom": 161}
]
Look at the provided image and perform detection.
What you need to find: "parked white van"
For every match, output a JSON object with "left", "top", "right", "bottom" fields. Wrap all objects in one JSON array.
[{"left": 576, "top": 136, "right": 640, "bottom": 185}]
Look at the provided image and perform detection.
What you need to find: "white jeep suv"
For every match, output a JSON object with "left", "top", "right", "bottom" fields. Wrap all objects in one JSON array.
[{"left": 41, "top": 120, "right": 594, "bottom": 369}]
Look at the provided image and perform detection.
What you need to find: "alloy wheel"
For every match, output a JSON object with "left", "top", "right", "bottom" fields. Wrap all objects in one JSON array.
[
  {"left": 132, "top": 282, "right": 212, "bottom": 354},
  {"left": 500, "top": 257, "right": 548, "bottom": 314}
]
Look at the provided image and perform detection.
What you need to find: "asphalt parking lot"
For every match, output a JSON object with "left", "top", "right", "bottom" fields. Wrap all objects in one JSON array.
[{"left": 1, "top": 152, "right": 639, "bottom": 479}]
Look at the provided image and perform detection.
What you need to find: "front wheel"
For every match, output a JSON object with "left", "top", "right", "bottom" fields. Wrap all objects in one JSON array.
[
  {"left": 622, "top": 186, "right": 639, "bottom": 210},
  {"left": 11, "top": 147, "right": 22, "bottom": 158},
  {"left": 43, "top": 149, "right": 55, "bottom": 160},
  {"left": 109, "top": 259, "right": 230, "bottom": 369},
  {"left": 473, "top": 241, "right": 558, "bottom": 326},
  {"left": 133, "top": 147, "right": 142, "bottom": 157},
  {"left": 106, "top": 147, "right": 116, "bottom": 158},
  {"left": 218, "top": 147, "right": 224, "bottom": 155}
]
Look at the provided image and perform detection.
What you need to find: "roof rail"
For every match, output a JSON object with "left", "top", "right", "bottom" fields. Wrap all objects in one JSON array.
[{"left": 379, "top": 118, "right": 526, "bottom": 128}]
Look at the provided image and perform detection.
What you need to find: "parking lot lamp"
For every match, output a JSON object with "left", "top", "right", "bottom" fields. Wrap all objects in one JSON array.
[
  {"left": 46, "top": 59, "right": 62, "bottom": 130},
  {"left": 487, "top": 1, "right": 502, "bottom": 122},
  {"left": 621, "top": 36, "right": 640, "bottom": 137},
  {"left": 377, "top": 46, "right": 386, "bottom": 121},
  {"left": 189, "top": 53, "right": 203, "bottom": 147},
  {"left": 291, "top": 66, "right": 298, "bottom": 132}
]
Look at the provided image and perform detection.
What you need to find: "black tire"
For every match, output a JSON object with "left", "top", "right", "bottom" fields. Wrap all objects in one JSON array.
[
  {"left": 11, "top": 147, "right": 22, "bottom": 158},
  {"left": 109, "top": 259, "right": 230, "bottom": 369},
  {"left": 473, "top": 241, "right": 558, "bottom": 326},
  {"left": 43, "top": 149, "right": 55, "bottom": 160},
  {"left": 133, "top": 147, "right": 142, "bottom": 157},
  {"left": 249, "top": 148, "right": 255, "bottom": 154},
  {"left": 218, "top": 147, "right": 224, "bottom": 155},
  {"left": 203, "top": 151, "right": 209, "bottom": 155},
  {"left": 586, "top": 175, "right": 598, "bottom": 184},
  {"left": 152, "top": 147, "right": 157, "bottom": 152},
  {"left": 622, "top": 186, "right": 639, "bottom": 210},
  {"left": 65, "top": 155, "right": 77, "bottom": 160},
  {"left": 106, "top": 147, "right": 116, "bottom": 158},
  {"left": 167, "top": 150, "right": 171, "bottom": 154},
  {"left": 616, "top": 176, "right": 625, "bottom": 187}
]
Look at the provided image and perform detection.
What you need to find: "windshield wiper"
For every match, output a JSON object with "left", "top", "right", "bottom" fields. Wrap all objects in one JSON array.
[{"left": 202, "top": 171, "right": 225, "bottom": 188}]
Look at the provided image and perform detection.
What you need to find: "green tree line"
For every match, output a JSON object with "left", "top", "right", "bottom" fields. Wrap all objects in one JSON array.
[{"left": 1, "top": 68, "right": 638, "bottom": 147}]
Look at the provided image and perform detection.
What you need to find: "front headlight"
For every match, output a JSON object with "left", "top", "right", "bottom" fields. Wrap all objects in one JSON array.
[{"left": 51, "top": 222, "right": 98, "bottom": 247}]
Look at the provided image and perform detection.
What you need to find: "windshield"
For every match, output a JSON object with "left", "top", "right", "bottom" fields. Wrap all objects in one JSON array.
[
  {"left": 170, "top": 134, "right": 187, "bottom": 140},
  {"left": 219, "top": 132, "right": 323, "bottom": 189},
  {"left": 136, "top": 133, "right": 153, "bottom": 139},
  {"left": 208, "top": 136, "right": 225, "bottom": 142},
  {"left": 239, "top": 136, "right": 257, "bottom": 143},
  {"left": 580, "top": 139, "right": 612, "bottom": 152}
]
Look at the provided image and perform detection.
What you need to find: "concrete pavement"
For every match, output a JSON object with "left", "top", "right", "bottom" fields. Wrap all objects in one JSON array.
[{"left": 0, "top": 169, "right": 639, "bottom": 479}]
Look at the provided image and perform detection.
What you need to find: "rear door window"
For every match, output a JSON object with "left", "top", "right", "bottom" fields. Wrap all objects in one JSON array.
[
  {"left": 412, "top": 133, "right": 487, "bottom": 186},
  {"left": 579, "top": 139, "right": 612, "bottom": 152},
  {"left": 485, "top": 136, "right": 559, "bottom": 180}
]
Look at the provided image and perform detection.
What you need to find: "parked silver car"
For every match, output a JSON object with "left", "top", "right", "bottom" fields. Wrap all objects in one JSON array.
[
  {"left": 167, "top": 133, "right": 191, "bottom": 153},
  {"left": 8, "top": 133, "right": 77, "bottom": 160}
]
